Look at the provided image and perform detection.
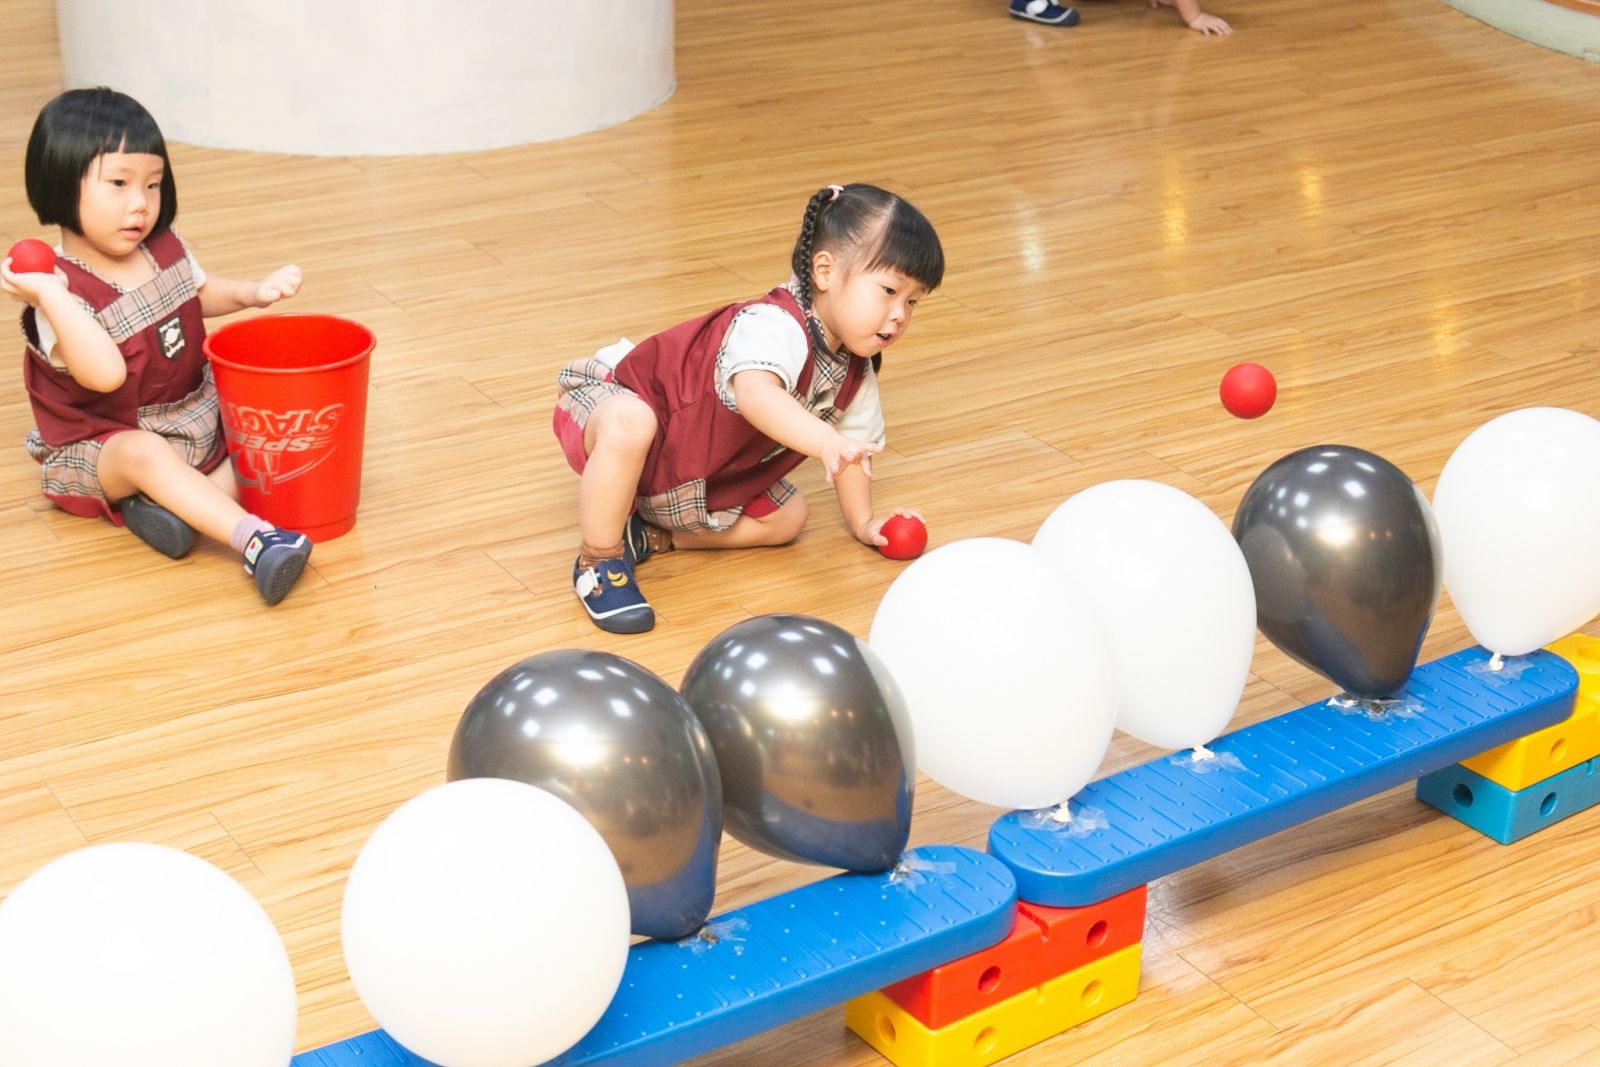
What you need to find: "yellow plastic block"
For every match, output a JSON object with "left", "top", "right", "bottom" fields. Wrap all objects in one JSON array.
[
  {"left": 845, "top": 943, "right": 1140, "bottom": 1067},
  {"left": 1461, "top": 634, "right": 1600, "bottom": 791}
]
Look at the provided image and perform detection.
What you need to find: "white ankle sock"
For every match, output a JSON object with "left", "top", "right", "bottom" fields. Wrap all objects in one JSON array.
[{"left": 230, "top": 515, "right": 273, "bottom": 554}]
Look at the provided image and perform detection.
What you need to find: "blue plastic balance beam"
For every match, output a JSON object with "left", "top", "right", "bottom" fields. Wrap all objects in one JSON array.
[
  {"left": 988, "top": 647, "right": 1577, "bottom": 908},
  {"left": 294, "top": 844, "right": 1017, "bottom": 1067}
]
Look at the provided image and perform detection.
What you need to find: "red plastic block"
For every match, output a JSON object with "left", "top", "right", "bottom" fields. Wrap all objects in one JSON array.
[{"left": 880, "top": 884, "right": 1146, "bottom": 1029}]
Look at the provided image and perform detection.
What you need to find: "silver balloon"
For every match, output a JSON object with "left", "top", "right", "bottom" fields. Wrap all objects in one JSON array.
[
  {"left": 447, "top": 650, "right": 722, "bottom": 941},
  {"left": 680, "top": 615, "right": 915, "bottom": 871},
  {"left": 1232, "top": 445, "right": 1442, "bottom": 699}
]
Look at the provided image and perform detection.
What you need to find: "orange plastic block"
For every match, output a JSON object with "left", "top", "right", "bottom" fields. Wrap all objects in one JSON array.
[
  {"left": 1462, "top": 634, "right": 1600, "bottom": 791},
  {"left": 847, "top": 943, "right": 1141, "bottom": 1067},
  {"left": 880, "top": 884, "right": 1145, "bottom": 1028}
]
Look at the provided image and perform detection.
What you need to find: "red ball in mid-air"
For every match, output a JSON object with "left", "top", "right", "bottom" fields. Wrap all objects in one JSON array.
[
  {"left": 1219, "top": 362, "right": 1277, "bottom": 419},
  {"left": 6, "top": 239, "right": 56, "bottom": 276},
  {"left": 879, "top": 514, "right": 928, "bottom": 560}
]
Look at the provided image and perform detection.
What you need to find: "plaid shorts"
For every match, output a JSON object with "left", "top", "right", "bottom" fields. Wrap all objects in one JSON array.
[
  {"left": 553, "top": 357, "right": 788, "bottom": 531},
  {"left": 553, "top": 357, "right": 634, "bottom": 466},
  {"left": 25, "top": 364, "right": 228, "bottom": 524}
]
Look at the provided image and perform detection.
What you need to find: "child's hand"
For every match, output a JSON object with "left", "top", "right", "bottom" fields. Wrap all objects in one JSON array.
[
  {"left": 822, "top": 431, "right": 884, "bottom": 483},
  {"left": 254, "top": 264, "right": 303, "bottom": 307},
  {"left": 1188, "top": 12, "right": 1232, "bottom": 33},
  {"left": 857, "top": 507, "right": 925, "bottom": 548},
  {"left": 0, "top": 259, "right": 67, "bottom": 306}
]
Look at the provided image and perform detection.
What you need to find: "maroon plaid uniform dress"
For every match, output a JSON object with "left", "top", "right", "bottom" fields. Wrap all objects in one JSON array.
[
  {"left": 555, "top": 286, "right": 870, "bottom": 533},
  {"left": 21, "top": 228, "right": 225, "bottom": 522}
]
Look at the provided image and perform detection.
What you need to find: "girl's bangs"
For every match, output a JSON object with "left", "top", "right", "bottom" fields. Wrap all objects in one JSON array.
[{"left": 861, "top": 204, "right": 945, "bottom": 291}]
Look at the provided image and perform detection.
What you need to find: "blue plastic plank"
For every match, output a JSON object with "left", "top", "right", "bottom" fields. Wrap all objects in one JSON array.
[
  {"left": 293, "top": 1030, "right": 433, "bottom": 1066},
  {"left": 294, "top": 844, "right": 1016, "bottom": 1067},
  {"left": 1417, "top": 756, "right": 1600, "bottom": 845},
  {"left": 989, "top": 647, "right": 1578, "bottom": 907}
]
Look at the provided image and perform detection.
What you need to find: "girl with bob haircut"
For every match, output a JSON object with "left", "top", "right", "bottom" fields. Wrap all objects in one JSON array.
[
  {"left": 552, "top": 182, "right": 944, "bottom": 633},
  {"left": 2, "top": 87, "right": 314, "bottom": 605}
]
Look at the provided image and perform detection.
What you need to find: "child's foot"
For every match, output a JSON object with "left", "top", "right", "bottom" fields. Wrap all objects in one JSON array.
[
  {"left": 120, "top": 494, "right": 196, "bottom": 559},
  {"left": 243, "top": 528, "right": 313, "bottom": 606},
  {"left": 1010, "top": 0, "right": 1081, "bottom": 24},
  {"left": 622, "top": 512, "right": 672, "bottom": 567},
  {"left": 574, "top": 555, "right": 655, "bottom": 634}
]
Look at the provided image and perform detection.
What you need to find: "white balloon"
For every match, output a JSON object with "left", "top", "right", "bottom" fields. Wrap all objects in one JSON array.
[
  {"left": 1433, "top": 407, "right": 1600, "bottom": 656},
  {"left": 0, "top": 843, "right": 296, "bottom": 1067},
  {"left": 868, "top": 538, "right": 1115, "bottom": 810},
  {"left": 341, "top": 778, "right": 630, "bottom": 1067},
  {"left": 1033, "top": 480, "right": 1256, "bottom": 750}
]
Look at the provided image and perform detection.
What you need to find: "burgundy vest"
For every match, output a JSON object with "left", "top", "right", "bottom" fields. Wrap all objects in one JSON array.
[
  {"left": 613, "top": 287, "right": 868, "bottom": 514},
  {"left": 23, "top": 229, "right": 208, "bottom": 449}
]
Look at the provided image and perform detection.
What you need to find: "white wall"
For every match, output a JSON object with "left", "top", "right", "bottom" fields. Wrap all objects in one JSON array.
[{"left": 55, "top": 0, "right": 676, "bottom": 155}]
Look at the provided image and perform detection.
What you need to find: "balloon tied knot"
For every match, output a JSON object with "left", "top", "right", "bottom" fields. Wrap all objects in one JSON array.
[{"left": 1191, "top": 744, "right": 1217, "bottom": 762}]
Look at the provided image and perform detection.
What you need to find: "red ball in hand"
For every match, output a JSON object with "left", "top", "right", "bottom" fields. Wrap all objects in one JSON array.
[
  {"left": 1219, "top": 362, "right": 1277, "bottom": 419},
  {"left": 7, "top": 239, "right": 56, "bottom": 275},
  {"left": 879, "top": 514, "right": 928, "bottom": 560}
]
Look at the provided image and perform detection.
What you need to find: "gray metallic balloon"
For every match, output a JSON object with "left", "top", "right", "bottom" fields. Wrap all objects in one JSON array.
[
  {"left": 680, "top": 614, "right": 915, "bottom": 872},
  {"left": 447, "top": 650, "right": 722, "bottom": 941},
  {"left": 1233, "top": 445, "right": 1442, "bottom": 700}
]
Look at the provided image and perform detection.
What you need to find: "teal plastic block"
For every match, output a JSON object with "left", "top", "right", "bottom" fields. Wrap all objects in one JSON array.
[{"left": 1416, "top": 757, "right": 1600, "bottom": 845}]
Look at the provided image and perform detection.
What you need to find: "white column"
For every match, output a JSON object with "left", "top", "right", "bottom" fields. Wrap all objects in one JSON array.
[{"left": 55, "top": 0, "right": 675, "bottom": 155}]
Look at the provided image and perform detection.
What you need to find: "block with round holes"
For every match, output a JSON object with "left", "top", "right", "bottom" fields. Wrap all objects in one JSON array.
[
  {"left": 880, "top": 885, "right": 1146, "bottom": 1029},
  {"left": 1417, "top": 757, "right": 1600, "bottom": 845},
  {"left": 1460, "top": 634, "right": 1600, "bottom": 791},
  {"left": 846, "top": 943, "right": 1140, "bottom": 1067}
]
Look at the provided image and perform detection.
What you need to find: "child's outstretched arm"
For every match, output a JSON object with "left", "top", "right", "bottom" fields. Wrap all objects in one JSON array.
[
  {"left": 198, "top": 264, "right": 303, "bottom": 317},
  {"left": 1, "top": 260, "right": 124, "bottom": 391},
  {"left": 834, "top": 466, "right": 927, "bottom": 549},
  {"left": 730, "top": 370, "right": 883, "bottom": 482},
  {"left": 1154, "top": 0, "right": 1232, "bottom": 34}
]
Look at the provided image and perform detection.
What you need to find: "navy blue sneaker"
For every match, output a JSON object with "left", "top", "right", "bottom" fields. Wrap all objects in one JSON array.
[
  {"left": 121, "top": 493, "right": 195, "bottom": 559},
  {"left": 1010, "top": 0, "right": 1081, "bottom": 24},
  {"left": 243, "top": 528, "right": 313, "bottom": 606},
  {"left": 622, "top": 512, "right": 659, "bottom": 568},
  {"left": 574, "top": 555, "right": 655, "bottom": 634}
]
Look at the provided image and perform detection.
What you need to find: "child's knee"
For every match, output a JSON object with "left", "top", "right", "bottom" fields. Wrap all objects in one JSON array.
[
  {"left": 763, "top": 493, "right": 808, "bottom": 544},
  {"left": 590, "top": 395, "right": 657, "bottom": 453},
  {"left": 102, "top": 429, "right": 171, "bottom": 476}
]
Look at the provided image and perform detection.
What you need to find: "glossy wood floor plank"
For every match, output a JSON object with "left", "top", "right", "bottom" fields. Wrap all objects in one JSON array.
[{"left": 3, "top": 0, "right": 1599, "bottom": 1061}]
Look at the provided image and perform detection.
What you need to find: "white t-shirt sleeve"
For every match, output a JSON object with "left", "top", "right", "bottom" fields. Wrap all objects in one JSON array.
[
  {"left": 834, "top": 364, "right": 886, "bottom": 447},
  {"left": 34, "top": 309, "right": 67, "bottom": 369},
  {"left": 32, "top": 298, "right": 96, "bottom": 373},
  {"left": 33, "top": 247, "right": 206, "bottom": 370},
  {"left": 714, "top": 303, "right": 810, "bottom": 411}
]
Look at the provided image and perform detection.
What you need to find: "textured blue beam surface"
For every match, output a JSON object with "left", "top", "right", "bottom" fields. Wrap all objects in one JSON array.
[
  {"left": 989, "top": 647, "right": 1578, "bottom": 907},
  {"left": 295, "top": 844, "right": 1016, "bottom": 1067}
]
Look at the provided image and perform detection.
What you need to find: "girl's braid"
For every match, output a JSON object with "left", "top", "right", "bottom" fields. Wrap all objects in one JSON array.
[{"left": 789, "top": 186, "right": 835, "bottom": 310}]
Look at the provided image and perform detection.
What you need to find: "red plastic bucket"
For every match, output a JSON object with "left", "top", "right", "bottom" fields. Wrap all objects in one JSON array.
[{"left": 204, "top": 313, "right": 375, "bottom": 541}]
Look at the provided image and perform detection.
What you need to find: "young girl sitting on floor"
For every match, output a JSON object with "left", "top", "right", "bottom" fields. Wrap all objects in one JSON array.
[
  {"left": 552, "top": 182, "right": 943, "bottom": 633},
  {"left": 1, "top": 88, "right": 313, "bottom": 605}
]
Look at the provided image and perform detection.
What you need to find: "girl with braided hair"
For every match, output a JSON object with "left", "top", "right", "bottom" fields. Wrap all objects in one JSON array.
[{"left": 551, "top": 183, "right": 944, "bottom": 633}]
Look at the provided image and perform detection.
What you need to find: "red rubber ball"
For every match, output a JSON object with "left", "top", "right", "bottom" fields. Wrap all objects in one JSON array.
[
  {"left": 1219, "top": 362, "right": 1277, "bottom": 420},
  {"left": 879, "top": 514, "right": 928, "bottom": 560},
  {"left": 7, "top": 239, "right": 56, "bottom": 275}
]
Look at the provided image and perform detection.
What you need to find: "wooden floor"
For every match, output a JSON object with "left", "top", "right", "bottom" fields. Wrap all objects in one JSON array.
[{"left": 4, "top": 0, "right": 1600, "bottom": 1062}]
